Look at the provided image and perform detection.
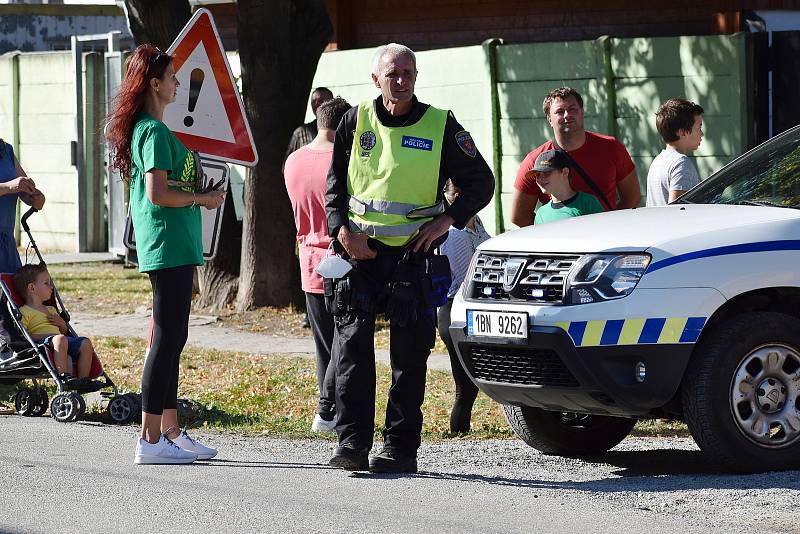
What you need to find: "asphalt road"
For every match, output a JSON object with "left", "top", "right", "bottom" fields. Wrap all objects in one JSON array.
[{"left": 1, "top": 416, "right": 798, "bottom": 533}]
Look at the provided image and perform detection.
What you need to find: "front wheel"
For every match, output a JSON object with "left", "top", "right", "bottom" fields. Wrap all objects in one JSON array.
[
  {"left": 107, "top": 395, "right": 136, "bottom": 424},
  {"left": 682, "top": 312, "right": 800, "bottom": 472},
  {"left": 50, "top": 392, "right": 85, "bottom": 423},
  {"left": 503, "top": 405, "right": 636, "bottom": 456}
]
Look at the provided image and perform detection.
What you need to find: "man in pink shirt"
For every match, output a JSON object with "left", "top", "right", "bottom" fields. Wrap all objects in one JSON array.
[{"left": 284, "top": 97, "right": 351, "bottom": 432}]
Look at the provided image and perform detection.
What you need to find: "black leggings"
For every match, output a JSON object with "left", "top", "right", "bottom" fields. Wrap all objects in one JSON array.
[{"left": 141, "top": 265, "right": 194, "bottom": 415}]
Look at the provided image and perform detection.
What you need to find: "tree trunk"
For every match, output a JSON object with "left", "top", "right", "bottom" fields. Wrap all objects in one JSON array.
[
  {"left": 197, "top": 192, "right": 241, "bottom": 311},
  {"left": 123, "top": 0, "right": 192, "bottom": 50},
  {"left": 236, "top": 1, "right": 332, "bottom": 310}
]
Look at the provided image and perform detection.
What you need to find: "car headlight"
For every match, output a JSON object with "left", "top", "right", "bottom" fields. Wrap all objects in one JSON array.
[{"left": 565, "top": 253, "right": 650, "bottom": 304}]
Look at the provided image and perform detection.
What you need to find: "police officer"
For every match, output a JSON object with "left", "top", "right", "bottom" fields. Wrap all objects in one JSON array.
[{"left": 325, "top": 43, "right": 494, "bottom": 473}]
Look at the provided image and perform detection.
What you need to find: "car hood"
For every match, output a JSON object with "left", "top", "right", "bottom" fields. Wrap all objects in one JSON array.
[{"left": 480, "top": 204, "right": 800, "bottom": 256}]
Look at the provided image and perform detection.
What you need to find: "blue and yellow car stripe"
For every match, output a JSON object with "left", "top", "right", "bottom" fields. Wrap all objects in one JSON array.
[{"left": 553, "top": 317, "right": 706, "bottom": 347}]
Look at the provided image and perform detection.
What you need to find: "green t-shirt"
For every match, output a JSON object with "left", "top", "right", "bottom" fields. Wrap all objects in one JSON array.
[
  {"left": 129, "top": 112, "right": 203, "bottom": 272},
  {"left": 534, "top": 191, "right": 604, "bottom": 225}
]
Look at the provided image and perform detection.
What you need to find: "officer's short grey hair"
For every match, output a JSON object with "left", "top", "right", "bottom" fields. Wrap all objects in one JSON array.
[{"left": 372, "top": 43, "right": 417, "bottom": 75}]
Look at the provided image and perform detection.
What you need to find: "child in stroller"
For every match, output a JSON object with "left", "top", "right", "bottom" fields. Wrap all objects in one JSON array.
[
  {"left": 0, "top": 207, "right": 139, "bottom": 423},
  {"left": 12, "top": 263, "right": 95, "bottom": 381}
]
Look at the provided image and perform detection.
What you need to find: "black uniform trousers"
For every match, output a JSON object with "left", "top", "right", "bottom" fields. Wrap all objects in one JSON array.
[{"left": 333, "top": 249, "right": 436, "bottom": 455}]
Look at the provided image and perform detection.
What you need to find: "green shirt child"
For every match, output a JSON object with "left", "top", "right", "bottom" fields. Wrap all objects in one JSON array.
[
  {"left": 129, "top": 112, "right": 203, "bottom": 272},
  {"left": 528, "top": 149, "right": 604, "bottom": 225}
]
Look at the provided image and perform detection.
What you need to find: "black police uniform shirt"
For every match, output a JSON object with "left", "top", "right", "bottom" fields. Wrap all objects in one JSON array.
[{"left": 325, "top": 96, "right": 495, "bottom": 240}]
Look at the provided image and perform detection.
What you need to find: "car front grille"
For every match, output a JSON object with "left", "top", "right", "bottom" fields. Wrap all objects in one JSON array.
[
  {"left": 466, "top": 253, "right": 581, "bottom": 304},
  {"left": 462, "top": 344, "right": 579, "bottom": 387}
]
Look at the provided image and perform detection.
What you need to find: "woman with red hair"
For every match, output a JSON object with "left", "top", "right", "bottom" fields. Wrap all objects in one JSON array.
[{"left": 107, "top": 44, "right": 225, "bottom": 465}]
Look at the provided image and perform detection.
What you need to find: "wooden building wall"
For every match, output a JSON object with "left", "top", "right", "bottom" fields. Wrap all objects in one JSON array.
[{"left": 207, "top": 1, "right": 800, "bottom": 52}]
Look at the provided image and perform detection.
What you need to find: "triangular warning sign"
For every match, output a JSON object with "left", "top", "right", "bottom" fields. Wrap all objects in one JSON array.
[{"left": 164, "top": 8, "right": 258, "bottom": 166}]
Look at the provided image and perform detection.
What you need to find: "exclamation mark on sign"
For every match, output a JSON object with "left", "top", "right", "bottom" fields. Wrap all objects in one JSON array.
[{"left": 184, "top": 68, "right": 205, "bottom": 127}]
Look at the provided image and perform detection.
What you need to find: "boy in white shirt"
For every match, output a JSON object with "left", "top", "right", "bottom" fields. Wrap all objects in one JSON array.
[{"left": 646, "top": 98, "right": 704, "bottom": 206}]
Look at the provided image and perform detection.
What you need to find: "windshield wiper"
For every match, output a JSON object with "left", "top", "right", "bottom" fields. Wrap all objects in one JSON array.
[{"left": 738, "top": 200, "right": 784, "bottom": 208}]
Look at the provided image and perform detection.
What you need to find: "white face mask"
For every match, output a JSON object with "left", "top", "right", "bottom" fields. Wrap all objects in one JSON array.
[{"left": 315, "top": 255, "right": 352, "bottom": 279}]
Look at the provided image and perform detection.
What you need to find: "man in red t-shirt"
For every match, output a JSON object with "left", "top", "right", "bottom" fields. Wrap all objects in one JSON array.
[
  {"left": 284, "top": 96, "right": 351, "bottom": 434},
  {"left": 510, "top": 87, "right": 641, "bottom": 227}
]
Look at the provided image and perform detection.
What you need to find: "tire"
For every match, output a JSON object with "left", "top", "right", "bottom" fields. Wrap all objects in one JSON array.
[
  {"left": 31, "top": 387, "right": 48, "bottom": 417},
  {"left": 107, "top": 395, "right": 135, "bottom": 424},
  {"left": 682, "top": 311, "right": 800, "bottom": 472},
  {"left": 68, "top": 393, "right": 86, "bottom": 422},
  {"left": 50, "top": 392, "right": 82, "bottom": 423},
  {"left": 502, "top": 405, "right": 636, "bottom": 456},
  {"left": 123, "top": 393, "right": 141, "bottom": 423},
  {"left": 14, "top": 388, "right": 35, "bottom": 416}
]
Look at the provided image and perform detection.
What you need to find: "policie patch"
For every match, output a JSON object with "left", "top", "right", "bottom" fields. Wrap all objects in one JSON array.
[
  {"left": 401, "top": 135, "right": 433, "bottom": 151},
  {"left": 360, "top": 131, "right": 376, "bottom": 151},
  {"left": 455, "top": 130, "right": 477, "bottom": 158}
]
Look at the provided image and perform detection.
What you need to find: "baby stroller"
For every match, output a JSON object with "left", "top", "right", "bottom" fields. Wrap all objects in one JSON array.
[{"left": 0, "top": 207, "right": 139, "bottom": 423}]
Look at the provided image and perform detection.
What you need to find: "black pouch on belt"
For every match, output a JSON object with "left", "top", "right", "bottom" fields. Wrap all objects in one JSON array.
[
  {"left": 386, "top": 252, "right": 421, "bottom": 327},
  {"left": 323, "top": 277, "right": 337, "bottom": 315},
  {"left": 420, "top": 255, "right": 452, "bottom": 308},
  {"left": 326, "top": 277, "right": 351, "bottom": 317}
]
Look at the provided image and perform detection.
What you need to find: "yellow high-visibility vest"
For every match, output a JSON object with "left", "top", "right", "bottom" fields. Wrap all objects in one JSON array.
[{"left": 346, "top": 100, "right": 448, "bottom": 247}]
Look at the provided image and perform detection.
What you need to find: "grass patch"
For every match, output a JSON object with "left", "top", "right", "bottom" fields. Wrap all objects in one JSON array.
[
  {"left": 35, "top": 263, "right": 689, "bottom": 440},
  {"left": 90, "top": 336, "right": 513, "bottom": 440},
  {"left": 75, "top": 336, "right": 686, "bottom": 440},
  {"left": 48, "top": 263, "right": 150, "bottom": 315}
]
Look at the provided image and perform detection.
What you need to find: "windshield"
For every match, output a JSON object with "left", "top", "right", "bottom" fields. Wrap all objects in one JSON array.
[{"left": 679, "top": 125, "right": 800, "bottom": 207}]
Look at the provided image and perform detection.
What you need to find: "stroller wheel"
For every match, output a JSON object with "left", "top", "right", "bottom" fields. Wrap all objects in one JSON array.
[
  {"left": 50, "top": 392, "right": 83, "bottom": 423},
  {"left": 107, "top": 394, "right": 135, "bottom": 424},
  {"left": 123, "top": 393, "right": 142, "bottom": 421},
  {"left": 31, "top": 387, "right": 49, "bottom": 417},
  {"left": 69, "top": 393, "right": 86, "bottom": 422},
  {"left": 14, "top": 388, "right": 35, "bottom": 416}
]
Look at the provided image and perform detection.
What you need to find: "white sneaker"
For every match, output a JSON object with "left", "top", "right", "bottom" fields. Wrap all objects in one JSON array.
[
  {"left": 172, "top": 429, "right": 218, "bottom": 460},
  {"left": 311, "top": 413, "right": 336, "bottom": 433},
  {"left": 134, "top": 435, "right": 198, "bottom": 465}
]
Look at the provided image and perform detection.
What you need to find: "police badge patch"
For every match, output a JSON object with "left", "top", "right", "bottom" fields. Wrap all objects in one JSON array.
[
  {"left": 455, "top": 130, "right": 476, "bottom": 158},
  {"left": 360, "top": 131, "right": 377, "bottom": 151}
]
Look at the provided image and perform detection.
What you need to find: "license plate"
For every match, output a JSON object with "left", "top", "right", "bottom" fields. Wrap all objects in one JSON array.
[{"left": 467, "top": 310, "right": 528, "bottom": 339}]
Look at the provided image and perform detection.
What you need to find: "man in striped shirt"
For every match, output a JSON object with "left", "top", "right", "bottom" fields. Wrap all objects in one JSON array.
[{"left": 285, "top": 87, "right": 334, "bottom": 158}]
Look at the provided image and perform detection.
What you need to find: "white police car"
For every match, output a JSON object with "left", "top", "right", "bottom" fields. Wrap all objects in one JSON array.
[{"left": 450, "top": 124, "right": 800, "bottom": 472}]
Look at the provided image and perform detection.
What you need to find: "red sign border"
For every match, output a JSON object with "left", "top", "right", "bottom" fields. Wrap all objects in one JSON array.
[{"left": 166, "top": 9, "right": 258, "bottom": 166}]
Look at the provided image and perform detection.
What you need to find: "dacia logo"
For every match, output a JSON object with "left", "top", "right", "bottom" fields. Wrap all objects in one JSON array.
[{"left": 503, "top": 259, "right": 526, "bottom": 291}]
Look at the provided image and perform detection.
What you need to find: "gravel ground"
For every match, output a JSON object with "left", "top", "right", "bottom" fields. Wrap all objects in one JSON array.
[
  {"left": 1, "top": 415, "right": 797, "bottom": 533},
  {"left": 422, "top": 436, "right": 800, "bottom": 533}
]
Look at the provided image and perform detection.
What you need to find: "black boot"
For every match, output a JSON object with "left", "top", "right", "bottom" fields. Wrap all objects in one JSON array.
[
  {"left": 368, "top": 447, "right": 417, "bottom": 473},
  {"left": 329, "top": 445, "right": 369, "bottom": 471}
]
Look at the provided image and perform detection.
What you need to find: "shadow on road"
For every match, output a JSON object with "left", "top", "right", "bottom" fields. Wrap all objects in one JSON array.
[
  {"left": 388, "top": 448, "right": 800, "bottom": 494},
  {"left": 200, "top": 458, "right": 333, "bottom": 470},
  {"left": 585, "top": 448, "right": 718, "bottom": 476}
]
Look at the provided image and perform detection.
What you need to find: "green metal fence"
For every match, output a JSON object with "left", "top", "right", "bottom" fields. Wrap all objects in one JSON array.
[{"left": 310, "top": 33, "right": 751, "bottom": 234}]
